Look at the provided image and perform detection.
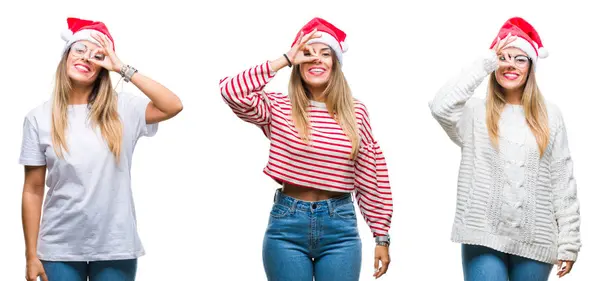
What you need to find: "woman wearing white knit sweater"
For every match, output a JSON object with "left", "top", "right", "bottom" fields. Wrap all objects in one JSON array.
[{"left": 430, "top": 17, "right": 581, "bottom": 281}]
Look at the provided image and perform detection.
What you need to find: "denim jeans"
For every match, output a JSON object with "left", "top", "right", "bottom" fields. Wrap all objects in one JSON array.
[
  {"left": 462, "top": 244, "right": 553, "bottom": 281},
  {"left": 41, "top": 259, "right": 137, "bottom": 281},
  {"left": 263, "top": 189, "right": 362, "bottom": 281}
]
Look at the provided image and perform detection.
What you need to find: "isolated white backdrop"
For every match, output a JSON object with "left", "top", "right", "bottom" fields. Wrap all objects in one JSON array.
[{"left": 0, "top": 0, "right": 598, "bottom": 280}]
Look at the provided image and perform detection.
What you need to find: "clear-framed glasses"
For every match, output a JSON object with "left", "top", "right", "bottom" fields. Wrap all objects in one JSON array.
[
  {"left": 498, "top": 53, "right": 530, "bottom": 68},
  {"left": 70, "top": 42, "right": 105, "bottom": 61}
]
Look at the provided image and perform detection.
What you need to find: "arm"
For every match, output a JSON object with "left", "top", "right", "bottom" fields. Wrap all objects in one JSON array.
[
  {"left": 219, "top": 60, "right": 278, "bottom": 126},
  {"left": 88, "top": 32, "right": 182, "bottom": 124},
  {"left": 354, "top": 104, "right": 393, "bottom": 279},
  {"left": 19, "top": 116, "right": 48, "bottom": 281},
  {"left": 22, "top": 166, "right": 48, "bottom": 281},
  {"left": 354, "top": 105, "right": 393, "bottom": 237},
  {"left": 129, "top": 72, "right": 183, "bottom": 124},
  {"left": 219, "top": 28, "right": 322, "bottom": 126},
  {"left": 550, "top": 113, "right": 581, "bottom": 262},
  {"left": 428, "top": 50, "right": 497, "bottom": 146},
  {"left": 22, "top": 166, "right": 46, "bottom": 261}
]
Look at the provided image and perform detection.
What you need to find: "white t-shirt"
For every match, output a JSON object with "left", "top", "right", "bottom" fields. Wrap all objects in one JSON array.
[{"left": 19, "top": 92, "right": 157, "bottom": 261}]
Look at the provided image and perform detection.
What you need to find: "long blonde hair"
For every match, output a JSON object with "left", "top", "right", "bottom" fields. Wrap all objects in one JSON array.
[
  {"left": 51, "top": 52, "right": 123, "bottom": 161},
  {"left": 486, "top": 68, "right": 549, "bottom": 156},
  {"left": 289, "top": 57, "right": 360, "bottom": 159}
]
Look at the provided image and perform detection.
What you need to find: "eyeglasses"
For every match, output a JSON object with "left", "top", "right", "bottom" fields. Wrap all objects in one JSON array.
[
  {"left": 498, "top": 54, "right": 530, "bottom": 68},
  {"left": 70, "top": 42, "right": 105, "bottom": 61}
]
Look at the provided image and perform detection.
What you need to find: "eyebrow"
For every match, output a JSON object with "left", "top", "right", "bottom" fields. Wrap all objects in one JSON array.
[{"left": 500, "top": 53, "right": 527, "bottom": 57}]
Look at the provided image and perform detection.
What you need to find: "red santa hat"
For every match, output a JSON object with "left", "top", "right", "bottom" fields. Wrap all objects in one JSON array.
[
  {"left": 60, "top": 17, "right": 114, "bottom": 52},
  {"left": 291, "top": 17, "right": 348, "bottom": 65},
  {"left": 490, "top": 17, "right": 548, "bottom": 64}
]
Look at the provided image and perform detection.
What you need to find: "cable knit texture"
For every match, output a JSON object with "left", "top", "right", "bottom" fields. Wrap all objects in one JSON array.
[{"left": 429, "top": 50, "right": 581, "bottom": 264}]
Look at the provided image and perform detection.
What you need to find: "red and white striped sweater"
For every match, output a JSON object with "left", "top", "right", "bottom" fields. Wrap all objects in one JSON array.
[{"left": 219, "top": 61, "right": 392, "bottom": 237}]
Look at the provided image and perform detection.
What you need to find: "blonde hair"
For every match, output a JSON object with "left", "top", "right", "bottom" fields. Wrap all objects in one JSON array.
[
  {"left": 289, "top": 56, "right": 360, "bottom": 159},
  {"left": 51, "top": 51, "right": 123, "bottom": 161},
  {"left": 486, "top": 67, "right": 549, "bottom": 156}
]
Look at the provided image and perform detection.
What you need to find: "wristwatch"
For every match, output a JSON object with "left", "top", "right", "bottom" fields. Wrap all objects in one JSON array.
[{"left": 375, "top": 235, "right": 390, "bottom": 247}]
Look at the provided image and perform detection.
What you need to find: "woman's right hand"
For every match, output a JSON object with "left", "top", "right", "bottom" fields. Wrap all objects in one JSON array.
[
  {"left": 493, "top": 33, "right": 518, "bottom": 57},
  {"left": 286, "top": 28, "right": 322, "bottom": 65},
  {"left": 26, "top": 257, "right": 48, "bottom": 281}
]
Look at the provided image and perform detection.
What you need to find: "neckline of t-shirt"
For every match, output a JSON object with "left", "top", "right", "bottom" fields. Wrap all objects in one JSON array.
[{"left": 309, "top": 100, "right": 326, "bottom": 108}]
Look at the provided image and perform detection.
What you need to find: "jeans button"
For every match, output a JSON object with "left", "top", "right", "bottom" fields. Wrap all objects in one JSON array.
[{"left": 312, "top": 203, "right": 317, "bottom": 209}]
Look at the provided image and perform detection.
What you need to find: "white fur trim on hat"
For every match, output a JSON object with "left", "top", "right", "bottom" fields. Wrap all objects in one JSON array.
[
  {"left": 62, "top": 29, "right": 102, "bottom": 53},
  {"left": 307, "top": 31, "right": 345, "bottom": 65},
  {"left": 501, "top": 36, "right": 539, "bottom": 63}
]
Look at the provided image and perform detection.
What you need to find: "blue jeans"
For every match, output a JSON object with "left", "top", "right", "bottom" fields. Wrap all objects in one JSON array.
[
  {"left": 462, "top": 244, "right": 553, "bottom": 281},
  {"left": 41, "top": 259, "right": 137, "bottom": 281},
  {"left": 263, "top": 189, "right": 362, "bottom": 281}
]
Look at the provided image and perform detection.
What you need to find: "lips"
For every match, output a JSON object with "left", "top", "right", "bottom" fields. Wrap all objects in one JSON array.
[
  {"left": 308, "top": 67, "right": 326, "bottom": 76},
  {"left": 74, "top": 63, "right": 91, "bottom": 73},
  {"left": 503, "top": 72, "right": 520, "bottom": 80}
]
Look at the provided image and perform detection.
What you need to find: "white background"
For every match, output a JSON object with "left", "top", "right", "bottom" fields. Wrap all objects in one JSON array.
[{"left": 1, "top": 0, "right": 598, "bottom": 280}]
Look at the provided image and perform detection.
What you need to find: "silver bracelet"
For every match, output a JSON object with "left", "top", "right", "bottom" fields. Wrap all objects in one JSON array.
[
  {"left": 119, "top": 65, "right": 138, "bottom": 83},
  {"left": 375, "top": 235, "right": 390, "bottom": 246}
]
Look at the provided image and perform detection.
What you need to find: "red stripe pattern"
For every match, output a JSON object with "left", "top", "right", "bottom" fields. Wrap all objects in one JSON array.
[{"left": 220, "top": 61, "right": 392, "bottom": 237}]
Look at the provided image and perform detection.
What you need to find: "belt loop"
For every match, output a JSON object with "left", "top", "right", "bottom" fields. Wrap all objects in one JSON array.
[
  {"left": 290, "top": 199, "right": 298, "bottom": 214},
  {"left": 327, "top": 199, "right": 334, "bottom": 217}
]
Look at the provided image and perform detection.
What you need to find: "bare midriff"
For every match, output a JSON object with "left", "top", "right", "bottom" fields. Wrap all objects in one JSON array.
[{"left": 282, "top": 182, "right": 347, "bottom": 201}]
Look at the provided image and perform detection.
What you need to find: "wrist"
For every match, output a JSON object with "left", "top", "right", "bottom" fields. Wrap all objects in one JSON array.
[
  {"left": 115, "top": 63, "right": 124, "bottom": 73},
  {"left": 25, "top": 251, "right": 37, "bottom": 261},
  {"left": 119, "top": 64, "right": 138, "bottom": 82},
  {"left": 375, "top": 234, "right": 390, "bottom": 247},
  {"left": 269, "top": 56, "right": 289, "bottom": 72}
]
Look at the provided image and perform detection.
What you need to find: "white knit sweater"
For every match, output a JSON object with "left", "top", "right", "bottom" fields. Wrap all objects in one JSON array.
[{"left": 429, "top": 50, "right": 581, "bottom": 264}]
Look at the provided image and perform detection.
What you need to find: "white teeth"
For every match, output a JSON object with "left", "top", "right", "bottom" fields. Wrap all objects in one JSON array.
[
  {"left": 504, "top": 73, "right": 518, "bottom": 78},
  {"left": 310, "top": 69, "right": 324, "bottom": 73}
]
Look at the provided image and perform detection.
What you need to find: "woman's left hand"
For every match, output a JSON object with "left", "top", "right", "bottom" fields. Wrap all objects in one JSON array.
[
  {"left": 374, "top": 245, "right": 390, "bottom": 278},
  {"left": 557, "top": 260, "right": 574, "bottom": 278},
  {"left": 89, "top": 31, "right": 124, "bottom": 72}
]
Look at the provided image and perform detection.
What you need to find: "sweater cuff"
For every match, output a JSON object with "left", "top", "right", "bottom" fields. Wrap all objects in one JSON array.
[
  {"left": 558, "top": 251, "right": 578, "bottom": 262},
  {"left": 266, "top": 60, "right": 278, "bottom": 78},
  {"left": 482, "top": 49, "right": 499, "bottom": 74}
]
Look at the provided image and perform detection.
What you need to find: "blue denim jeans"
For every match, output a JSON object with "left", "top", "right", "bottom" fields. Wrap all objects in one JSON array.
[
  {"left": 263, "top": 189, "right": 362, "bottom": 281},
  {"left": 462, "top": 244, "right": 553, "bottom": 281},
  {"left": 41, "top": 259, "right": 137, "bottom": 281}
]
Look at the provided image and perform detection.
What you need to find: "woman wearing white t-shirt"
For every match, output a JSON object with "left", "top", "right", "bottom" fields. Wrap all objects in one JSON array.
[{"left": 20, "top": 18, "right": 183, "bottom": 281}]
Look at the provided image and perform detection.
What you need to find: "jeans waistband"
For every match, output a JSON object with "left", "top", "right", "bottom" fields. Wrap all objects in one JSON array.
[{"left": 273, "top": 188, "right": 353, "bottom": 213}]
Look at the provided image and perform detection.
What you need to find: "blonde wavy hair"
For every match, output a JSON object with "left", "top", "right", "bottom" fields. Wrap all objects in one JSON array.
[
  {"left": 51, "top": 51, "right": 123, "bottom": 161},
  {"left": 288, "top": 56, "right": 360, "bottom": 159},
  {"left": 486, "top": 67, "right": 549, "bottom": 156}
]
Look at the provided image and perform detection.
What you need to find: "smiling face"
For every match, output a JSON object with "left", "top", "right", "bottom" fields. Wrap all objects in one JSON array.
[
  {"left": 299, "top": 43, "right": 334, "bottom": 91},
  {"left": 66, "top": 41, "right": 104, "bottom": 87},
  {"left": 494, "top": 47, "right": 531, "bottom": 91}
]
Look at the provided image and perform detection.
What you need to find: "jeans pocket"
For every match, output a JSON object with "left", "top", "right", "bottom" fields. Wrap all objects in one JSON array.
[
  {"left": 333, "top": 203, "right": 356, "bottom": 220},
  {"left": 270, "top": 203, "right": 291, "bottom": 219}
]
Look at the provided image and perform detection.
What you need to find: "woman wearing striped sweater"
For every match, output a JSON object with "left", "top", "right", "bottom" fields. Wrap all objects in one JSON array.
[
  {"left": 430, "top": 18, "right": 581, "bottom": 281},
  {"left": 219, "top": 18, "right": 392, "bottom": 280}
]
